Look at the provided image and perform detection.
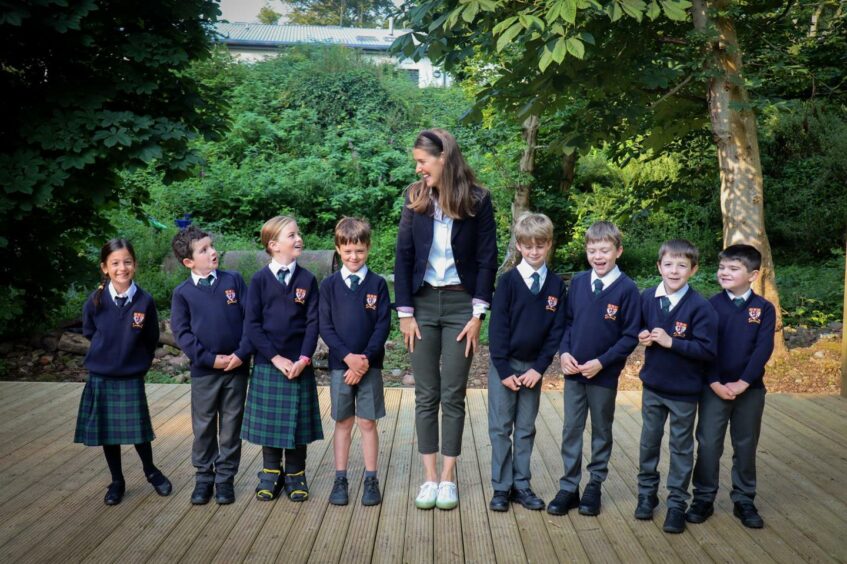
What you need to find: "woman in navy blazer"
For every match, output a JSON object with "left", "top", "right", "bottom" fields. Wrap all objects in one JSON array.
[{"left": 395, "top": 128, "right": 497, "bottom": 510}]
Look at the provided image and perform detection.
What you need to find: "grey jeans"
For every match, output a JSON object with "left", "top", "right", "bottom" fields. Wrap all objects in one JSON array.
[{"left": 411, "top": 285, "right": 473, "bottom": 456}]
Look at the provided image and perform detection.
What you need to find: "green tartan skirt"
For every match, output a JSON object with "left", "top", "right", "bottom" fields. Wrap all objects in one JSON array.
[
  {"left": 74, "top": 374, "right": 155, "bottom": 446},
  {"left": 241, "top": 363, "right": 324, "bottom": 449}
]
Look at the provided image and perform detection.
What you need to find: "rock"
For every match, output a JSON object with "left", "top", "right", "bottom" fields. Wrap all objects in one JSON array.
[
  {"left": 402, "top": 373, "right": 415, "bottom": 387},
  {"left": 164, "top": 345, "right": 181, "bottom": 356},
  {"left": 313, "top": 337, "right": 329, "bottom": 360},
  {"left": 313, "top": 358, "right": 329, "bottom": 369},
  {"left": 38, "top": 355, "right": 53, "bottom": 366},
  {"left": 154, "top": 347, "right": 170, "bottom": 359},
  {"left": 0, "top": 342, "right": 12, "bottom": 355},
  {"left": 158, "top": 320, "right": 177, "bottom": 348},
  {"left": 58, "top": 332, "right": 90, "bottom": 355},
  {"left": 384, "top": 340, "right": 396, "bottom": 351},
  {"left": 174, "top": 373, "right": 190, "bottom": 384},
  {"left": 813, "top": 351, "right": 825, "bottom": 359},
  {"left": 42, "top": 335, "right": 59, "bottom": 352},
  {"left": 167, "top": 353, "right": 190, "bottom": 370}
]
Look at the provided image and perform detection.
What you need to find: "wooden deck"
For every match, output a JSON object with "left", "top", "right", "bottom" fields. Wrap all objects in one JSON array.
[{"left": 0, "top": 382, "right": 845, "bottom": 563}]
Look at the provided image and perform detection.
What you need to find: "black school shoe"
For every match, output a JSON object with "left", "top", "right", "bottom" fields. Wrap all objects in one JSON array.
[
  {"left": 147, "top": 470, "right": 173, "bottom": 496},
  {"left": 634, "top": 494, "right": 659, "bottom": 520},
  {"left": 685, "top": 500, "right": 714, "bottom": 524},
  {"left": 663, "top": 508, "right": 686, "bottom": 534},
  {"left": 285, "top": 471, "right": 309, "bottom": 502},
  {"left": 547, "top": 489, "right": 580, "bottom": 515},
  {"left": 329, "top": 476, "right": 349, "bottom": 506},
  {"left": 733, "top": 502, "right": 764, "bottom": 528},
  {"left": 489, "top": 490, "right": 510, "bottom": 512},
  {"left": 216, "top": 482, "right": 235, "bottom": 505},
  {"left": 361, "top": 476, "right": 382, "bottom": 506},
  {"left": 104, "top": 480, "right": 126, "bottom": 506},
  {"left": 191, "top": 482, "right": 214, "bottom": 505},
  {"left": 579, "top": 481, "right": 602, "bottom": 516},
  {"left": 511, "top": 488, "right": 545, "bottom": 510}
]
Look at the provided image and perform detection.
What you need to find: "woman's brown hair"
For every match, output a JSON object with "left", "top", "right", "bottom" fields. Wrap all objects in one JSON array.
[{"left": 407, "top": 128, "right": 485, "bottom": 219}]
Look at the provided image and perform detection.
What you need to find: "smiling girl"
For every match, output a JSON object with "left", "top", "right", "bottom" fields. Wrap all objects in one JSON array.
[{"left": 74, "top": 239, "right": 172, "bottom": 506}]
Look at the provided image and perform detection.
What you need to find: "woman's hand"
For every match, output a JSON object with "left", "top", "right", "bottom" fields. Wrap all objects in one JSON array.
[
  {"left": 400, "top": 316, "right": 422, "bottom": 353},
  {"left": 457, "top": 316, "right": 482, "bottom": 357}
]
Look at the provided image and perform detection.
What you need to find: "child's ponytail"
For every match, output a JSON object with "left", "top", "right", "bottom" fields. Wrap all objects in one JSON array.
[{"left": 93, "top": 273, "right": 109, "bottom": 310}]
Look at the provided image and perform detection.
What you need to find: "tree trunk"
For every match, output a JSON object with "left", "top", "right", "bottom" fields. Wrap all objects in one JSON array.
[
  {"left": 692, "top": 0, "right": 788, "bottom": 357},
  {"left": 499, "top": 114, "right": 539, "bottom": 275},
  {"left": 841, "top": 236, "right": 846, "bottom": 397},
  {"left": 560, "top": 151, "right": 576, "bottom": 194}
]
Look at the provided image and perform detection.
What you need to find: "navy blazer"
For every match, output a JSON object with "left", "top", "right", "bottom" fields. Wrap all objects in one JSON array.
[{"left": 394, "top": 187, "right": 498, "bottom": 309}]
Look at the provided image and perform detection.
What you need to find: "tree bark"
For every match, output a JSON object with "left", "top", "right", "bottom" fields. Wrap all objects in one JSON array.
[
  {"left": 842, "top": 236, "right": 846, "bottom": 397},
  {"left": 499, "top": 114, "right": 539, "bottom": 275},
  {"left": 692, "top": 0, "right": 787, "bottom": 357},
  {"left": 560, "top": 151, "right": 576, "bottom": 194}
]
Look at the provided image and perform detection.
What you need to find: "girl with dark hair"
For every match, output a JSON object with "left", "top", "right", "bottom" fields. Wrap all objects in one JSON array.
[
  {"left": 74, "top": 239, "right": 172, "bottom": 505},
  {"left": 395, "top": 128, "right": 498, "bottom": 510}
]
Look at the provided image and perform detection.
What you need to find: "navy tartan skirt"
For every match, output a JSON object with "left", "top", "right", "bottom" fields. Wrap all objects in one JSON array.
[
  {"left": 241, "top": 363, "right": 324, "bottom": 449},
  {"left": 74, "top": 374, "right": 155, "bottom": 446}
]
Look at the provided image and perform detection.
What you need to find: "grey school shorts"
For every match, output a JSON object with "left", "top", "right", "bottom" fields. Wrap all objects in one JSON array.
[{"left": 330, "top": 368, "right": 386, "bottom": 421}]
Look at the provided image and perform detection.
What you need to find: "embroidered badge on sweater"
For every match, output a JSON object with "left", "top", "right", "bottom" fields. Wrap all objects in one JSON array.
[
  {"left": 132, "top": 312, "right": 145, "bottom": 329},
  {"left": 605, "top": 303, "right": 619, "bottom": 320},
  {"left": 225, "top": 288, "right": 238, "bottom": 305},
  {"left": 546, "top": 296, "right": 558, "bottom": 312},
  {"left": 295, "top": 288, "right": 307, "bottom": 304},
  {"left": 365, "top": 293, "right": 377, "bottom": 310},
  {"left": 747, "top": 307, "right": 761, "bottom": 324},
  {"left": 673, "top": 321, "right": 688, "bottom": 337}
]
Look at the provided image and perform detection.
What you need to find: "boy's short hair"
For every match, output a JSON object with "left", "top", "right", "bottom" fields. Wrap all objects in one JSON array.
[
  {"left": 719, "top": 244, "right": 762, "bottom": 272},
  {"left": 585, "top": 221, "right": 622, "bottom": 248},
  {"left": 172, "top": 225, "right": 211, "bottom": 263},
  {"left": 514, "top": 212, "right": 554, "bottom": 245},
  {"left": 658, "top": 239, "right": 700, "bottom": 267},
  {"left": 334, "top": 217, "right": 372, "bottom": 247},
  {"left": 261, "top": 215, "right": 296, "bottom": 255}
]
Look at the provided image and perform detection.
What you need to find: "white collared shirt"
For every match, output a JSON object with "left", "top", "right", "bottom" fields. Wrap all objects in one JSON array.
[
  {"left": 654, "top": 282, "right": 689, "bottom": 312},
  {"left": 341, "top": 265, "right": 368, "bottom": 288},
  {"left": 191, "top": 269, "right": 218, "bottom": 286},
  {"left": 516, "top": 259, "right": 547, "bottom": 291},
  {"left": 590, "top": 265, "right": 621, "bottom": 293},
  {"left": 726, "top": 288, "right": 752, "bottom": 302},
  {"left": 269, "top": 259, "right": 297, "bottom": 285},
  {"left": 108, "top": 280, "right": 137, "bottom": 305},
  {"left": 423, "top": 203, "right": 462, "bottom": 287}
]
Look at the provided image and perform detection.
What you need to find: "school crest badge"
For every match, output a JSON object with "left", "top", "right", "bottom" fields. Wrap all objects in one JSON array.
[
  {"left": 604, "top": 303, "right": 619, "bottom": 320},
  {"left": 673, "top": 321, "right": 688, "bottom": 338},
  {"left": 225, "top": 288, "right": 238, "bottom": 305},
  {"left": 294, "top": 288, "right": 307, "bottom": 304},
  {"left": 132, "top": 312, "right": 145, "bottom": 329},
  {"left": 365, "top": 293, "right": 378, "bottom": 310},
  {"left": 546, "top": 295, "right": 558, "bottom": 312},
  {"left": 748, "top": 307, "right": 762, "bottom": 324}
]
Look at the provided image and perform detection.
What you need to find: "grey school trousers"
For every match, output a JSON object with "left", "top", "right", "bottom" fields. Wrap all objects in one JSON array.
[
  {"left": 191, "top": 371, "right": 248, "bottom": 484},
  {"left": 692, "top": 387, "right": 766, "bottom": 505},
  {"left": 559, "top": 379, "right": 617, "bottom": 492},
  {"left": 637, "top": 387, "right": 697, "bottom": 511},
  {"left": 488, "top": 359, "right": 542, "bottom": 491},
  {"left": 411, "top": 285, "right": 473, "bottom": 457}
]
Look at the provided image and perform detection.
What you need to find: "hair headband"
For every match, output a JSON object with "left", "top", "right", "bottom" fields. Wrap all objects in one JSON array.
[{"left": 419, "top": 131, "right": 443, "bottom": 151}]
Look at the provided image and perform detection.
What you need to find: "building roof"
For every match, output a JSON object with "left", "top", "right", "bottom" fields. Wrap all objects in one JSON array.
[{"left": 215, "top": 22, "right": 408, "bottom": 51}]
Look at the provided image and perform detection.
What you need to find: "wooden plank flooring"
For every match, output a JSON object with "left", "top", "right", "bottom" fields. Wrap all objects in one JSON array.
[{"left": 0, "top": 382, "right": 845, "bottom": 563}]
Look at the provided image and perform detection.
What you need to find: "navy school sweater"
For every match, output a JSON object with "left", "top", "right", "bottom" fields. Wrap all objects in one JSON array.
[
  {"left": 170, "top": 270, "right": 253, "bottom": 379},
  {"left": 319, "top": 270, "right": 391, "bottom": 370},
  {"left": 709, "top": 291, "right": 775, "bottom": 389},
  {"left": 489, "top": 268, "right": 567, "bottom": 379},
  {"left": 639, "top": 285, "right": 718, "bottom": 402},
  {"left": 82, "top": 285, "right": 159, "bottom": 378},
  {"left": 245, "top": 265, "right": 319, "bottom": 366},
  {"left": 559, "top": 270, "right": 641, "bottom": 389}
]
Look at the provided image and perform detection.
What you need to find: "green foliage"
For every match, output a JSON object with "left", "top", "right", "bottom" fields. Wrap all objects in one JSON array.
[
  {"left": 257, "top": 5, "right": 282, "bottom": 25},
  {"left": 0, "top": 0, "right": 225, "bottom": 336},
  {"left": 287, "top": 0, "right": 395, "bottom": 27},
  {"left": 777, "top": 256, "right": 844, "bottom": 327}
]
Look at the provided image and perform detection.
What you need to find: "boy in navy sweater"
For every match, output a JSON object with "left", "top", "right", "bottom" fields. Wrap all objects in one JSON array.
[
  {"left": 487, "top": 213, "right": 566, "bottom": 512},
  {"left": 548, "top": 221, "right": 640, "bottom": 517},
  {"left": 635, "top": 239, "right": 717, "bottom": 534},
  {"left": 687, "top": 244, "right": 775, "bottom": 529},
  {"left": 171, "top": 226, "right": 252, "bottom": 505},
  {"left": 320, "top": 217, "right": 391, "bottom": 507}
]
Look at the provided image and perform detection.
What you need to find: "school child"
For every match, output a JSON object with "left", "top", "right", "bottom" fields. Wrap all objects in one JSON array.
[
  {"left": 487, "top": 213, "right": 566, "bottom": 512},
  {"left": 548, "top": 221, "right": 640, "bottom": 517},
  {"left": 170, "top": 225, "right": 252, "bottom": 505},
  {"left": 635, "top": 239, "right": 718, "bottom": 534},
  {"left": 320, "top": 217, "right": 391, "bottom": 507},
  {"left": 242, "top": 216, "right": 323, "bottom": 502},
  {"left": 687, "top": 244, "right": 775, "bottom": 529},
  {"left": 74, "top": 239, "right": 172, "bottom": 506}
]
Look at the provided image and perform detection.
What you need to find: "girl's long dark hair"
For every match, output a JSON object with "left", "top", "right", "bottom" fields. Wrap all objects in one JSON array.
[{"left": 93, "top": 239, "right": 136, "bottom": 309}]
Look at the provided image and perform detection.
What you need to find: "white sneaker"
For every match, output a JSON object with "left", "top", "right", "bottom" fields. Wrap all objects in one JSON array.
[
  {"left": 436, "top": 481, "right": 458, "bottom": 510},
  {"left": 415, "top": 481, "right": 438, "bottom": 509}
]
